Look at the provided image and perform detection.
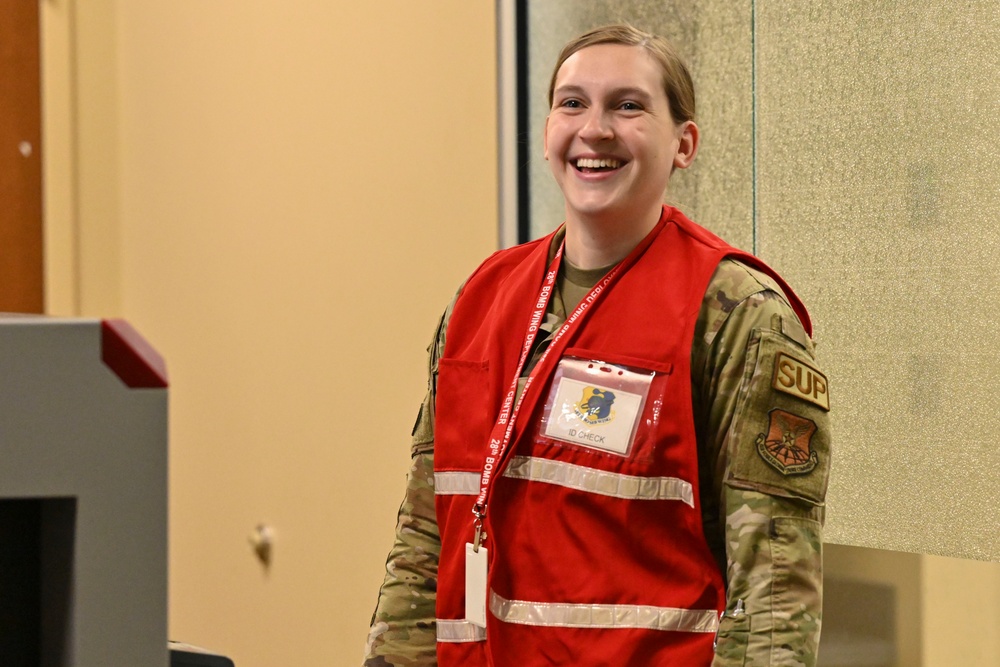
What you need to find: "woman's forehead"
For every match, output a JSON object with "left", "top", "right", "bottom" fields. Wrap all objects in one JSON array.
[{"left": 553, "top": 44, "right": 663, "bottom": 97}]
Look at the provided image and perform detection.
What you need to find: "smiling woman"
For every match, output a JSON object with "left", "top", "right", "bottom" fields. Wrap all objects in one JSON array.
[
  {"left": 366, "top": 24, "right": 831, "bottom": 667},
  {"left": 544, "top": 42, "right": 698, "bottom": 268}
]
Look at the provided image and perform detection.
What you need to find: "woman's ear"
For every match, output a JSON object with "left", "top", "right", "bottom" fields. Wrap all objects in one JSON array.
[
  {"left": 543, "top": 115, "right": 550, "bottom": 161},
  {"left": 672, "top": 120, "right": 700, "bottom": 170}
]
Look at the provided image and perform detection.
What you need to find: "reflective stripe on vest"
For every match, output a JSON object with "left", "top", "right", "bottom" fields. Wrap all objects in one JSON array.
[
  {"left": 433, "top": 471, "right": 481, "bottom": 495},
  {"left": 490, "top": 590, "right": 719, "bottom": 633},
  {"left": 436, "top": 618, "right": 486, "bottom": 643},
  {"left": 502, "top": 456, "right": 694, "bottom": 506},
  {"left": 434, "top": 591, "right": 718, "bottom": 643},
  {"left": 433, "top": 459, "right": 693, "bottom": 507}
]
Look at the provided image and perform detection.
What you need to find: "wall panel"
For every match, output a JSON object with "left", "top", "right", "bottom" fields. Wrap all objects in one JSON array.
[{"left": 755, "top": 0, "right": 1000, "bottom": 560}]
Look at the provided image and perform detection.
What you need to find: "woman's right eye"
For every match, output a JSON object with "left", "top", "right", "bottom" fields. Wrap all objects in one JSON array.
[{"left": 560, "top": 99, "right": 582, "bottom": 108}]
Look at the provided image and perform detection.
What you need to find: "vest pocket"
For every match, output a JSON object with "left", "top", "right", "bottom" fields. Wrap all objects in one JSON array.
[{"left": 436, "top": 358, "right": 491, "bottom": 467}]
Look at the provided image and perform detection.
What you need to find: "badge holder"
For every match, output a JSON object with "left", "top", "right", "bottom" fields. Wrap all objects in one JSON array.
[{"left": 538, "top": 356, "right": 656, "bottom": 458}]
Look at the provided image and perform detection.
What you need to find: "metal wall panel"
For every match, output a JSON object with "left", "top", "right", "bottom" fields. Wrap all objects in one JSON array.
[{"left": 755, "top": 0, "right": 1000, "bottom": 560}]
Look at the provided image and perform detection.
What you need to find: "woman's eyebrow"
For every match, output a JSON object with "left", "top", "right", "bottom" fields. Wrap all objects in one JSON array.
[
  {"left": 606, "top": 87, "right": 654, "bottom": 103},
  {"left": 553, "top": 84, "right": 654, "bottom": 103},
  {"left": 553, "top": 84, "right": 588, "bottom": 98}
]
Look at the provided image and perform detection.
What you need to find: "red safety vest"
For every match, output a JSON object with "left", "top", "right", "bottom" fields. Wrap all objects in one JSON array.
[{"left": 434, "top": 207, "right": 809, "bottom": 665}]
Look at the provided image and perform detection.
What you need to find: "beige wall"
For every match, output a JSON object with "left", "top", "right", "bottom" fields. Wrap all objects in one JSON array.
[
  {"left": 41, "top": 1, "right": 1000, "bottom": 665},
  {"left": 43, "top": 1, "right": 496, "bottom": 664}
]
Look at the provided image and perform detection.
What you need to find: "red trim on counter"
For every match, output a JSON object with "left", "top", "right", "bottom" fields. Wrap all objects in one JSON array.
[{"left": 101, "top": 319, "right": 168, "bottom": 388}]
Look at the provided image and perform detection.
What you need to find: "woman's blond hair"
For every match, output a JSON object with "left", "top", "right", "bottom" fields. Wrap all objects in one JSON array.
[{"left": 547, "top": 24, "right": 696, "bottom": 124}]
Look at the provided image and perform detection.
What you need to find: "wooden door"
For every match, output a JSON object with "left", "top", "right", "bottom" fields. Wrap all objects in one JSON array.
[{"left": 0, "top": 1, "right": 44, "bottom": 313}]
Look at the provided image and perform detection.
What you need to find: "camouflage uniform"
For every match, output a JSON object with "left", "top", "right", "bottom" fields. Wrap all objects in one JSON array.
[{"left": 365, "top": 243, "right": 831, "bottom": 667}]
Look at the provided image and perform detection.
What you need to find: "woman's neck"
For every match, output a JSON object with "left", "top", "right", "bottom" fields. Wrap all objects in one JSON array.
[{"left": 563, "top": 205, "right": 663, "bottom": 269}]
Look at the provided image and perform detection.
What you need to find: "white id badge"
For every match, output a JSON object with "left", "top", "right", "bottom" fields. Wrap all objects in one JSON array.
[
  {"left": 465, "top": 543, "right": 488, "bottom": 628},
  {"left": 540, "top": 357, "right": 655, "bottom": 457}
]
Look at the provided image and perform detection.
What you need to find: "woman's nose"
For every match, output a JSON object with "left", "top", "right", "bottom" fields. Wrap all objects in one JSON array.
[{"left": 579, "top": 109, "right": 614, "bottom": 142}]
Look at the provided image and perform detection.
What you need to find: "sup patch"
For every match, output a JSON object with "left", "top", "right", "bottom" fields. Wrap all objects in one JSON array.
[
  {"left": 772, "top": 352, "right": 830, "bottom": 411},
  {"left": 756, "top": 409, "right": 819, "bottom": 475}
]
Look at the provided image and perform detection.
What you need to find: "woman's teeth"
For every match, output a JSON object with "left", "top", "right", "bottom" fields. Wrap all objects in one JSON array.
[{"left": 576, "top": 158, "right": 621, "bottom": 170}]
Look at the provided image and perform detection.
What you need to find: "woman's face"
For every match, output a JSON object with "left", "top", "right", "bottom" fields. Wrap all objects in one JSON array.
[{"left": 544, "top": 44, "right": 694, "bottom": 227}]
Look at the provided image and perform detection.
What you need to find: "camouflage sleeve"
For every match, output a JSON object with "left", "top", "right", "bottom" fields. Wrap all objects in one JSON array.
[
  {"left": 364, "top": 303, "right": 455, "bottom": 666},
  {"left": 693, "top": 260, "right": 831, "bottom": 667},
  {"left": 363, "top": 449, "right": 439, "bottom": 666}
]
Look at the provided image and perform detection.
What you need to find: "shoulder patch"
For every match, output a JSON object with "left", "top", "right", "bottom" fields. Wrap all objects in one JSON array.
[
  {"left": 756, "top": 409, "right": 819, "bottom": 475},
  {"left": 772, "top": 352, "right": 830, "bottom": 411},
  {"left": 725, "top": 328, "right": 831, "bottom": 505}
]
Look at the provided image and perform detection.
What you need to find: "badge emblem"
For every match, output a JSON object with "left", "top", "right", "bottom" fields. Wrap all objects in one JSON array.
[
  {"left": 756, "top": 409, "right": 818, "bottom": 475},
  {"left": 574, "top": 386, "right": 616, "bottom": 424}
]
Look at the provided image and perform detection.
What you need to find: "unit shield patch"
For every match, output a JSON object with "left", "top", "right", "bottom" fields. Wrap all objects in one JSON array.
[
  {"left": 756, "top": 408, "right": 819, "bottom": 476},
  {"left": 726, "top": 327, "right": 830, "bottom": 505}
]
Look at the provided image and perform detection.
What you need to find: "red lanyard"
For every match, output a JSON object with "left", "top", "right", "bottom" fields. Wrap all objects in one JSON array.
[
  {"left": 470, "top": 224, "right": 654, "bottom": 543},
  {"left": 471, "top": 242, "right": 563, "bottom": 526}
]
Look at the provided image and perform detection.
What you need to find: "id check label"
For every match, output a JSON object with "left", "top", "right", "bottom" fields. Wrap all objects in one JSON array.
[{"left": 543, "top": 377, "right": 643, "bottom": 455}]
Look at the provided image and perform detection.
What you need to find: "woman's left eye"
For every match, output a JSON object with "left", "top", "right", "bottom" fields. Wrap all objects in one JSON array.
[{"left": 619, "top": 101, "right": 642, "bottom": 111}]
